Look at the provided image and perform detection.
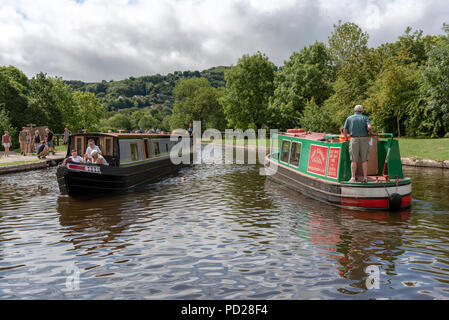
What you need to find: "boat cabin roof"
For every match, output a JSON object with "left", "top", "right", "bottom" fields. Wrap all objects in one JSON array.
[
  {"left": 280, "top": 132, "right": 329, "bottom": 141},
  {"left": 70, "top": 132, "right": 185, "bottom": 139}
]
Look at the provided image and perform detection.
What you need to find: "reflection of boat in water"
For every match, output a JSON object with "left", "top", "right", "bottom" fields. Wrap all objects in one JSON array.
[
  {"left": 265, "top": 130, "right": 412, "bottom": 211},
  {"left": 264, "top": 178, "right": 411, "bottom": 293},
  {"left": 56, "top": 132, "right": 192, "bottom": 196}
]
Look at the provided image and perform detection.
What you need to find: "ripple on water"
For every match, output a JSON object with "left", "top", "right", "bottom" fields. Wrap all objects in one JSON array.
[{"left": 0, "top": 163, "right": 449, "bottom": 299}]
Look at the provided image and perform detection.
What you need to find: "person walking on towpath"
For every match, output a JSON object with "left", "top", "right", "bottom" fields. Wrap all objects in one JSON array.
[
  {"left": 19, "top": 128, "right": 27, "bottom": 156},
  {"left": 2, "top": 131, "right": 11, "bottom": 157},
  {"left": 45, "top": 128, "right": 56, "bottom": 156},
  {"left": 343, "top": 104, "right": 373, "bottom": 183},
  {"left": 63, "top": 127, "right": 72, "bottom": 145}
]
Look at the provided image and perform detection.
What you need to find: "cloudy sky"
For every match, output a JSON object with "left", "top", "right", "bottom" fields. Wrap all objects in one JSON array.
[{"left": 0, "top": 0, "right": 448, "bottom": 82}]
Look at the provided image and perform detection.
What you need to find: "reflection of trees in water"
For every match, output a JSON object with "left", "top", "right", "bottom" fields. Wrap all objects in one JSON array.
[
  {"left": 404, "top": 167, "right": 449, "bottom": 207},
  {"left": 219, "top": 167, "right": 280, "bottom": 237},
  {"left": 264, "top": 178, "right": 412, "bottom": 294},
  {"left": 56, "top": 193, "right": 155, "bottom": 254}
]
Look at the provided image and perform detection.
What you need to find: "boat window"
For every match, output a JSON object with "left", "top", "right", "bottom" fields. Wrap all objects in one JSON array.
[
  {"left": 75, "top": 136, "right": 84, "bottom": 156},
  {"left": 153, "top": 141, "right": 160, "bottom": 157},
  {"left": 130, "top": 143, "right": 139, "bottom": 161},
  {"left": 290, "top": 142, "right": 302, "bottom": 167},
  {"left": 280, "top": 140, "right": 291, "bottom": 163},
  {"left": 143, "top": 139, "right": 150, "bottom": 159},
  {"left": 104, "top": 137, "right": 114, "bottom": 156}
]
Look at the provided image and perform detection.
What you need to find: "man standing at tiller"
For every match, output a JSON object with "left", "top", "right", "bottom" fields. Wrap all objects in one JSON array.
[{"left": 344, "top": 105, "right": 373, "bottom": 183}]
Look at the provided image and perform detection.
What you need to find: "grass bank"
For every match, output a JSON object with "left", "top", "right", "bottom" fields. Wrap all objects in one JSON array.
[
  {"left": 397, "top": 138, "right": 449, "bottom": 161},
  {"left": 201, "top": 137, "right": 449, "bottom": 161}
]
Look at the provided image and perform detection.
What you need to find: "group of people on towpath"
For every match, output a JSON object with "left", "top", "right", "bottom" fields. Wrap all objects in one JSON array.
[{"left": 1, "top": 127, "right": 72, "bottom": 159}]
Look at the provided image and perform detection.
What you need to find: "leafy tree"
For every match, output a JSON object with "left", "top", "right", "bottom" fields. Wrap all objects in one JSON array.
[
  {"left": 0, "top": 107, "right": 17, "bottom": 148},
  {"left": 328, "top": 21, "right": 369, "bottom": 68},
  {"left": 27, "top": 73, "right": 73, "bottom": 133},
  {"left": 67, "top": 91, "right": 104, "bottom": 132},
  {"left": 220, "top": 52, "right": 275, "bottom": 130},
  {"left": 269, "top": 42, "right": 333, "bottom": 130},
  {"left": 170, "top": 77, "right": 225, "bottom": 131},
  {"left": 418, "top": 30, "right": 449, "bottom": 137},
  {"left": 364, "top": 52, "right": 420, "bottom": 137},
  {"left": 0, "top": 66, "right": 29, "bottom": 129},
  {"left": 324, "top": 47, "right": 384, "bottom": 128},
  {"left": 105, "top": 113, "right": 133, "bottom": 131},
  {"left": 300, "top": 99, "right": 337, "bottom": 133}
]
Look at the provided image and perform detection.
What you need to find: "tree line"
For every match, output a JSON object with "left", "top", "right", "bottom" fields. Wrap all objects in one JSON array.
[
  {"left": 0, "top": 69, "right": 104, "bottom": 147},
  {"left": 170, "top": 21, "right": 449, "bottom": 138},
  {"left": 2, "top": 21, "right": 449, "bottom": 149}
]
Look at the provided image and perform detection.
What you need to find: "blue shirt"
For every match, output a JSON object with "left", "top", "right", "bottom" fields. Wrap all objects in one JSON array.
[{"left": 344, "top": 112, "right": 370, "bottom": 137}]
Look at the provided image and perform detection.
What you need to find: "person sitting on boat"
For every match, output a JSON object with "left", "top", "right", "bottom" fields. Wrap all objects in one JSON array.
[
  {"left": 70, "top": 150, "right": 84, "bottom": 163},
  {"left": 84, "top": 139, "right": 102, "bottom": 162},
  {"left": 343, "top": 104, "right": 373, "bottom": 183},
  {"left": 90, "top": 150, "right": 108, "bottom": 166}
]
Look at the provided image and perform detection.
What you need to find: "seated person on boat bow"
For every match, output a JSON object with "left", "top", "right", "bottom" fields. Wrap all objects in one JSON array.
[
  {"left": 343, "top": 104, "right": 373, "bottom": 183},
  {"left": 63, "top": 150, "right": 84, "bottom": 165},
  {"left": 89, "top": 150, "right": 108, "bottom": 166}
]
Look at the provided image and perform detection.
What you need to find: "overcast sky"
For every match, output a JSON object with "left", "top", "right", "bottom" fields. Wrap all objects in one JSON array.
[{"left": 0, "top": 0, "right": 448, "bottom": 82}]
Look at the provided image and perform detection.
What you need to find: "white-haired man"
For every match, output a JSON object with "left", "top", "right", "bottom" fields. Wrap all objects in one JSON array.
[{"left": 344, "top": 105, "right": 373, "bottom": 183}]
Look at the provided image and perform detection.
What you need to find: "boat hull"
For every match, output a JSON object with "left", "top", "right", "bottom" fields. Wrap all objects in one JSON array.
[
  {"left": 265, "top": 155, "right": 411, "bottom": 211},
  {"left": 57, "top": 157, "right": 188, "bottom": 196}
]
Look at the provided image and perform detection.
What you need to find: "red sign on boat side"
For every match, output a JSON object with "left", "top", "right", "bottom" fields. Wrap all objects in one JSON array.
[
  {"left": 307, "top": 145, "right": 329, "bottom": 176},
  {"left": 327, "top": 147, "right": 341, "bottom": 179}
]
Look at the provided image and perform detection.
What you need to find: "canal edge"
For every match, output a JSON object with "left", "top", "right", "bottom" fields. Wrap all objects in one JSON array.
[{"left": 0, "top": 157, "right": 64, "bottom": 175}]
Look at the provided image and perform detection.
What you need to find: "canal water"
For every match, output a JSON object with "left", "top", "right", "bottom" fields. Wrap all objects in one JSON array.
[{"left": 1, "top": 155, "right": 449, "bottom": 299}]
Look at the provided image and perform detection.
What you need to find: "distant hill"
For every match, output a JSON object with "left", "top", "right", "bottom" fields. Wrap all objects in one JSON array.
[{"left": 65, "top": 66, "right": 229, "bottom": 112}]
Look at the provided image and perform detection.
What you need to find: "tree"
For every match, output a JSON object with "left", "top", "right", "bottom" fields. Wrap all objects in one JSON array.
[
  {"left": 220, "top": 52, "right": 275, "bottom": 130},
  {"left": 0, "top": 107, "right": 17, "bottom": 148},
  {"left": 27, "top": 73, "right": 74, "bottom": 133},
  {"left": 364, "top": 52, "right": 420, "bottom": 137},
  {"left": 0, "top": 66, "right": 29, "bottom": 129},
  {"left": 418, "top": 30, "right": 449, "bottom": 137},
  {"left": 138, "top": 115, "right": 160, "bottom": 130},
  {"left": 269, "top": 42, "right": 333, "bottom": 130},
  {"left": 67, "top": 91, "right": 104, "bottom": 132},
  {"left": 300, "top": 99, "right": 337, "bottom": 133},
  {"left": 169, "top": 77, "right": 225, "bottom": 131},
  {"left": 328, "top": 21, "right": 369, "bottom": 68},
  {"left": 106, "top": 113, "right": 133, "bottom": 131},
  {"left": 324, "top": 48, "right": 384, "bottom": 128}
]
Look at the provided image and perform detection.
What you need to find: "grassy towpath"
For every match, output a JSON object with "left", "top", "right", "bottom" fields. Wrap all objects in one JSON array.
[
  {"left": 398, "top": 138, "right": 449, "bottom": 162},
  {"left": 201, "top": 136, "right": 449, "bottom": 161}
]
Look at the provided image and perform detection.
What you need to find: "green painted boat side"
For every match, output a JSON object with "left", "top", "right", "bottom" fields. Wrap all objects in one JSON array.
[{"left": 270, "top": 133, "right": 405, "bottom": 185}]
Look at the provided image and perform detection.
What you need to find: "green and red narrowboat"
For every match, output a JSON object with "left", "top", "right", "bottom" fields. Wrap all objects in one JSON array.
[{"left": 265, "top": 129, "right": 411, "bottom": 211}]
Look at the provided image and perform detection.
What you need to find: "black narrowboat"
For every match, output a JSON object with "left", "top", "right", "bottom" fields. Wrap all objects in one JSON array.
[{"left": 56, "top": 132, "right": 191, "bottom": 195}]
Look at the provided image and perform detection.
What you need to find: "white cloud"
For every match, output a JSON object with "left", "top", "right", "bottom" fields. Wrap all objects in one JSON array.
[{"left": 0, "top": 0, "right": 447, "bottom": 81}]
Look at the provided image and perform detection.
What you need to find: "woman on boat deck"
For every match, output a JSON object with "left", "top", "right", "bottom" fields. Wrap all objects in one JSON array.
[
  {"left": 343, "top": 105, "right": 373, "bottom": 183},
  {"left": 90, "top": 150, "right": 108, "bottom": 166}
]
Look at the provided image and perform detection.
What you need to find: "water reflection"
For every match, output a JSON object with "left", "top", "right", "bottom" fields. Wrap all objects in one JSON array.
[{"left": 0, "top": 162, "right": 448, "bottom": 299}]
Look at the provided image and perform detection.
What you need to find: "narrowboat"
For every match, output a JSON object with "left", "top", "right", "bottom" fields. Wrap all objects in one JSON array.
[
  {"left": 56, "top": 132, "right": 192, "bottom": 196},
  {"left": 265, "top": 130, "right": 412, "bottom": 211}
]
